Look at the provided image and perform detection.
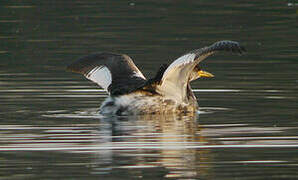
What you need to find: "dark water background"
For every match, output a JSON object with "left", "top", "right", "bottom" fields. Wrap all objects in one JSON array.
[{"left": 0, "top": 0, "right": 297, "bottom": 179}]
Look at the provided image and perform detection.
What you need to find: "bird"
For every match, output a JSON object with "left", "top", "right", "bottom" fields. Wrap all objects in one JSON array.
[{"left": 67, "top": 40, "right": 245, "bottom": 115}]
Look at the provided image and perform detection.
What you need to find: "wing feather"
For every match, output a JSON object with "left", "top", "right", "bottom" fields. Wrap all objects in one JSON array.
[
  {"left": 157, "top": 40, "right": 245, "bottom": 102},
  {"left": 67, "top": 52, "right": 146, "bottom": 95}
]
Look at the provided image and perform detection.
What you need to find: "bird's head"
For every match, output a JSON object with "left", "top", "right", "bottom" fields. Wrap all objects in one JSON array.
[{"left": 189, "top": 65, "right": 214, "bottom": 81}]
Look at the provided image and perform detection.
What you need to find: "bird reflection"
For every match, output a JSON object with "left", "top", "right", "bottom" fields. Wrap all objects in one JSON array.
[{"left": 91, "top": 113, "right": 214, "bottom": 179}]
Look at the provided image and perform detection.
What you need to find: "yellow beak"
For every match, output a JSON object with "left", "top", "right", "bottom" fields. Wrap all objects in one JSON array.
[{"left": 198, "top": 70, "right": 214, "bottom": 78}]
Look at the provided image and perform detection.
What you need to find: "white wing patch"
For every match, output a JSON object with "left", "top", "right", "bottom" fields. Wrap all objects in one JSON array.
[
  {"left": 156, "top": 53, "right": 196, "bottom": 103},
  {"left": 162, "top": 53, "right": 196, "bottom": 80},
  {"left": 86, "top": 66, "right": 112, "bottom": 91}
]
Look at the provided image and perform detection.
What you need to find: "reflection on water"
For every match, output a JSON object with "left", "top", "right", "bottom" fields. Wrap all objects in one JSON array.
[
  {"left": 1, "top": 0, "right": 298, "bottom": 179},
  {"left": 1, "top": 112, "right": 298, "bottom": 179}
]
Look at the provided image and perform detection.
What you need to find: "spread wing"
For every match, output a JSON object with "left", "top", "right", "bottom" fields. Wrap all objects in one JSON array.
[
  {"left": 67, "top": 52, "right": 146, "bottom": 95},
  {"left": 157, "top": 40, "right": 246, "bottom": 102}
]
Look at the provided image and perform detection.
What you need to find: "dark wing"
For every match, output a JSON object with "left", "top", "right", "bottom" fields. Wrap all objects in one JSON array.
[
  {"left": 137, "top": 64, "right": 168, "bottom": 93},
  {"left": 67, "top": 52, "right": 147, "bottom": 95},
  {"left": 157, "top": 40, "right": 246, "bottom": 102}
]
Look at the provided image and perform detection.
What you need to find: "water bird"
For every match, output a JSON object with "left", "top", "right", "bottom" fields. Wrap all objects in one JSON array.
[{"left": 67, "top": 40, "right": 245, "bottom": 115}]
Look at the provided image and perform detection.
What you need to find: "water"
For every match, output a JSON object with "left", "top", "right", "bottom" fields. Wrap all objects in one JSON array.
[{"left": 1, "top": 0, "right": 298, "bottom": 179}]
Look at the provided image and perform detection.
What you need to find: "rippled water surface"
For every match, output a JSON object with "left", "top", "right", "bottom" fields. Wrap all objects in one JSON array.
[{"left": 1, "top": 0, "right": 298, "bottom": 179}]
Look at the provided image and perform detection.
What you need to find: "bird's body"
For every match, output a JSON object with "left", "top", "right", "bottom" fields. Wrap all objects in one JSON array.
[
  {"left": 99, "top": 87, "right": 198, "bottom": 115},
  {"left": 67, "top": 40, "right": 245, "bottom": 115}
]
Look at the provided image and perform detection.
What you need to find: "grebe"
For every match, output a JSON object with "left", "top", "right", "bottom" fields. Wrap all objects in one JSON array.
[{"left": 67, "top": 40, "right": 245, "bottom": 115}]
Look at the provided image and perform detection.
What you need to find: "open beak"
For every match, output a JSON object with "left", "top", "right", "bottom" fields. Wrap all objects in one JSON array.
[{"left": 198, "top": 70, "right": 214, "bottom": 78}]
